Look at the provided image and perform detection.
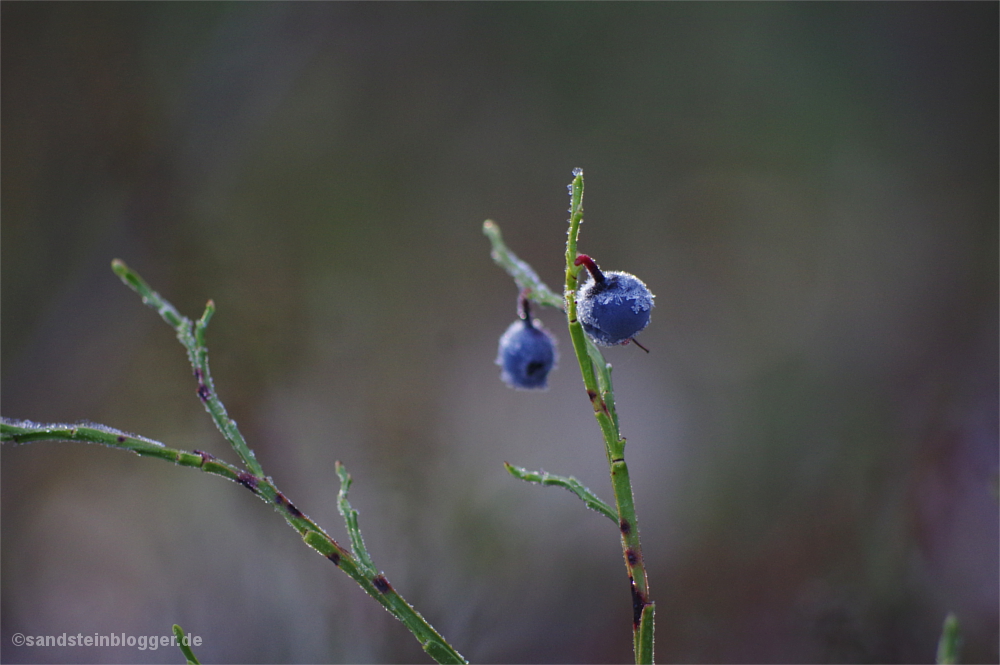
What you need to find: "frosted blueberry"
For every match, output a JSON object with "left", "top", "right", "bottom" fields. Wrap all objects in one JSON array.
[
  {"left": 575, "top": 254, "right": 654, "bottom": 348},
  {"left": 497, "top": 295, "right": 558, "bottom": 390}
]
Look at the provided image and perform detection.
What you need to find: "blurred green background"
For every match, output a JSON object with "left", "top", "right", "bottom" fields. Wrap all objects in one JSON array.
[{"left": 2, "top": 3, "right": 997, "bottom": 663}]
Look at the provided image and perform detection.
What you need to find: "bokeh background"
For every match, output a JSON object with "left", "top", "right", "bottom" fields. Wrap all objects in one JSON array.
[{"left": 2, "top": 3, "right": 997, "bottom": 664}]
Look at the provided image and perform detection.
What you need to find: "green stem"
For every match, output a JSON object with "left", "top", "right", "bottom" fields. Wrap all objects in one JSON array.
[
  {"left": 3, "top": 261, "right": 467, "bottom": 664},
  {"left": 483, "top": 220, "right": 564, "bottom": 310},
  {"left": 563, "top": 169, "right": 654, "bottom": 664},
  {"left": 111, "top": 259, "right": 264, "bottom": 478},
  {"left": 336, "top": 461, "right": 378, "bottom": 575},
  {"left": 936, "top": 612, "right": 961, "bottom": 665},
  {"left": 636, "top": 602, "right": 655, "bottom": 664},
  {"left": 504, "top": 462, "right": 617, "bottom": 523},
  {"left": 172, "top": 624, "right": 201, "bottom": 665}
]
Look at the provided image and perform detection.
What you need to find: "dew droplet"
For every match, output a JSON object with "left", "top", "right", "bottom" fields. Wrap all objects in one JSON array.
[{"left": 572, "top": 167, "right": 583, "bottom": 177}]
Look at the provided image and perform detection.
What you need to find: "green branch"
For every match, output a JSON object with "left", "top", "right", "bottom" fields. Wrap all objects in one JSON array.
[
  {"left": 483, "top": 220, "right": 564, "bottom": 309},
  {"left": 172, "top": 625, "right": 201, "bottom": 665},
  {"left": 111, "top": 259, "right": 263, "bottom": 478},
  {"left": 2, "top": 261, "right": 467, "bottom": 665},
  {"left": 504, "top": 462, "right": 617, "bottom": 523},
  {"left": 336, "top": 461, "right": 378, "bottom": 575},
  {"left": 636, "top": 602, "right": 655, "bottom": 664},
  {"left": 936, "top": 613, "right": 961, "bottom": 665}
]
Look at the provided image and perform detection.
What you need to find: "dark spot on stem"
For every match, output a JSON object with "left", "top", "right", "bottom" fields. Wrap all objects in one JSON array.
[
  {"left": 630, "top": 578, "right": 647, "bottom": 628},
  {"left": 193, "top": 450, "right": 215, "bottom": 467},
  {"left": 237, "top": 472, "right": 258, "bottom": 494},
  {"left": 586, "top": 390, "right": 598, "bottom": 402},
  {"left": 373, "top": 574, "right": 392, "bottom": 594},
  {"left": 276, "top": 492, "right": 302, "bottom": 517},
  {"left": 197, "top": 384, "right": 210, "bottom": 401},
  {"left": 326, "top": 552, "right": 340, "bottom": 566},
  {"left": 620, "top": 519, "right": 631, "bottom": 535},
  {"left": 626, "top": 548, "right": 639, "bottom": 566},
  {"left": 117, "top": 435, "right": 126, "bottom": 443},
  {"left": 611, "top": 457, "right": 624, "bottom": 464}
]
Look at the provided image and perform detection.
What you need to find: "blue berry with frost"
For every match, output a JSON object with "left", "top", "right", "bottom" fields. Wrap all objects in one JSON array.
[
  {"left": 497, "top": 295, "right": 558, "bottom": 390},
  {"left": 575, "top": 254, "right": 654, "bottom": 348}
]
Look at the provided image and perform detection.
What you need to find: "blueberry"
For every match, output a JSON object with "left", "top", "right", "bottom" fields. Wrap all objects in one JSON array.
[
  {"left": 575, "top": 255, "right": 654, "bottom": 347},
  {"left": 497, "top": 296, "right": 558, "bottom": 390}
]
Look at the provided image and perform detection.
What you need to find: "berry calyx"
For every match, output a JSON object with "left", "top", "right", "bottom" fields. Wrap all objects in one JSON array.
[
  {"left": 575, "top": 255, "right": 654, "bottom": 347},
  {"left": 496, "top": 294, "right": 558, "bottom": 390}
]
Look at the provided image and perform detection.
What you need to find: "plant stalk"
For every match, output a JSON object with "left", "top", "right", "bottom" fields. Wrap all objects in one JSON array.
[
  {"left": 563, "top": 170, "right": 655, "bottom": 664},
  {"left": 2, "top": 261, "right": 467, "bottom": 664}
]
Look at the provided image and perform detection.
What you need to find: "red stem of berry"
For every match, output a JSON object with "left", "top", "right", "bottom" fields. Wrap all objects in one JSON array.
[
  {"left": 518, "top": 290, "right": 534, "bottom": 327},
  {"left": 574, "top": 254, "right": 605, "bottom": 284}
]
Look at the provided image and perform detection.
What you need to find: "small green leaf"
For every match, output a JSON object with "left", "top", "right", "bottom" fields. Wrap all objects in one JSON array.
[
  {"left": 937, "top": 612, "right": 961, "bottom": 664},
  {"left": 172, "top": 624, "right": 201, "bottom": 665},
  {"left": 336, "top": 461, "right": 377, "bottom": 575},
  {"left": 483, "top": 220, "right": 563, "bottom": 309},
  {"left": 504, "top": 462, "right": 617, "bottom": 523}
]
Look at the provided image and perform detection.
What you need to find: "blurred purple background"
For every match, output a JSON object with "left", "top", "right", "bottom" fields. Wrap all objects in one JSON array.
[{"left": 2, "top": 3, "right": 997, "bottom": 663}]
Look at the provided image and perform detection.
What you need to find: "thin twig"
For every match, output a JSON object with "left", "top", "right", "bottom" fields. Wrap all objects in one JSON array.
[
  {"left": 483, "top": 220, "right": 564, "bottom": 310},
  {"left": 112, "top": 259, "right": 264, "bottom": 477},
  {"left": 504, "top": 462, "right": 617, "bottom": 523},
  {"left": 172, "top": 625, "right": 201, "bottom": 665}
]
